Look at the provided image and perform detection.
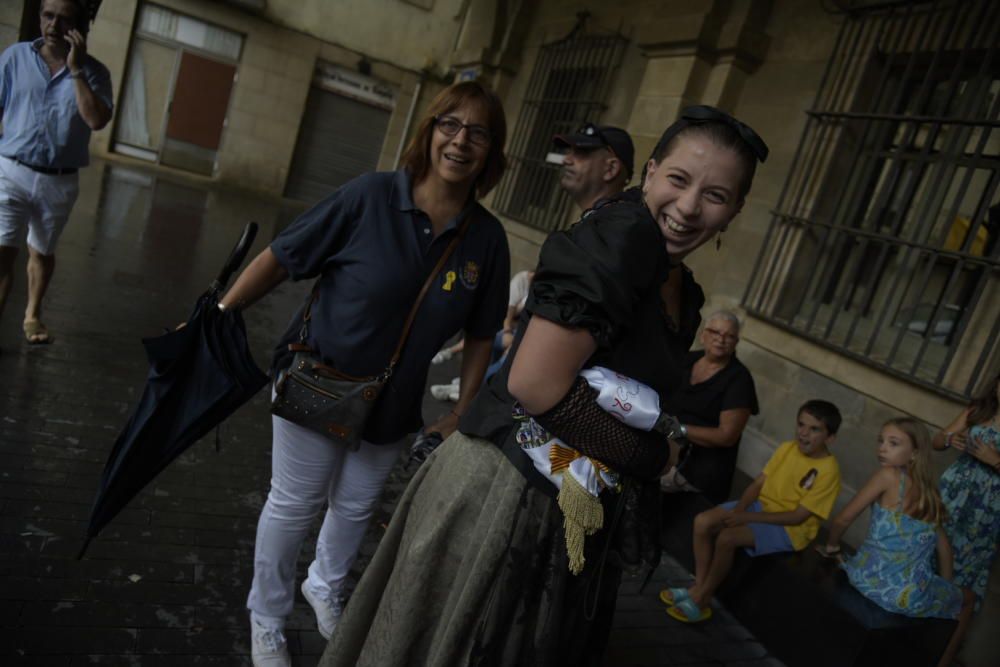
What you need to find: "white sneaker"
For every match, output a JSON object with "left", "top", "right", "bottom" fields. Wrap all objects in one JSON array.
[
  {"left": 431, "top": 348, "right": 453, "bottom": 364},
  {"left": 251, "top": 618, "right": 290, "bottom": 667},
  {"left": 301, "top": 579, "right": 344, "bottom": 640},
  {"left": 430, "top": 383, "right": 454, "bottom": 400}
]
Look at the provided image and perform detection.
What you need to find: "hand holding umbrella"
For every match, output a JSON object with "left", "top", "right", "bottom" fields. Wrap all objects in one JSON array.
[{"left": 79, "top": 223, "right": 270, "bottom": 558}]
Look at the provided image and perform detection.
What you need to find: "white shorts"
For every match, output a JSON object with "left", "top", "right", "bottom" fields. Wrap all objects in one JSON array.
[{"left": 0, "top": 155, "right": 80, "bottom": 255}]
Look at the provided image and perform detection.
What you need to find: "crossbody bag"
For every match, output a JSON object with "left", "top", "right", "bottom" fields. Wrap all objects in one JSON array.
[{"left": 271, "top": 219, "right": 469, "bottom": 448}]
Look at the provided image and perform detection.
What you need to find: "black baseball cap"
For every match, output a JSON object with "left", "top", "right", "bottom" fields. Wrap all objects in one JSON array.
[{"left": 553, "top": 123, "right": 635, "bottom": 179}]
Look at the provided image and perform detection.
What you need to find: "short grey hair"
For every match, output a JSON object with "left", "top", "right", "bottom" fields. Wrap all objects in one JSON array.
[{"left": 705, "top": 310, "right": 741, "bottom": 334}]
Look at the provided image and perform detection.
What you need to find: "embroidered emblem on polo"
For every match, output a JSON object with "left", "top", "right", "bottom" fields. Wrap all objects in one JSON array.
[
  {"left": 460, "top": 260, "right": 480, "bottom": 290},
  {"left": 443, "top": 270, "right": 457, "bottom": 292}
]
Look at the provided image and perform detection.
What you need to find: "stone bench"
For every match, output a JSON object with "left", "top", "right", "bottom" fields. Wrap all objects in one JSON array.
[{"left": 659, "top": 488, "right": 957, "bottom": 667}]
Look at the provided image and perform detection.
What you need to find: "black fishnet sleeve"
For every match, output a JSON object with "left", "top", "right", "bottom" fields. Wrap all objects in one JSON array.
[{"left": 533, "top": 377, "right": 671, "bottom": 481}]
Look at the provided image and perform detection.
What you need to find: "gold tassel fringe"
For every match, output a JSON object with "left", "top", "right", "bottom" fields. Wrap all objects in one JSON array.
[{"left": 558, "top": 471, "right": 604, "bottom": 575}]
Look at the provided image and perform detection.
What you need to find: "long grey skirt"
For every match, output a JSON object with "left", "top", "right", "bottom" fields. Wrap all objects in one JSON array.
[{"left": 318, "top": 431, "right": 621, "bottom": 667}]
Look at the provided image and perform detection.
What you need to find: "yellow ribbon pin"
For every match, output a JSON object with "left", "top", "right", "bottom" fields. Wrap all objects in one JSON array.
[{"left": 443, "top": 270, "right": 457, "bottom": 291}]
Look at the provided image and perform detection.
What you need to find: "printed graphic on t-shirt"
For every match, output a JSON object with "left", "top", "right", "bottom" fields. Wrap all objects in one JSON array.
[{"left": 800, "top": 468, "right": 818, "bottom": 490}]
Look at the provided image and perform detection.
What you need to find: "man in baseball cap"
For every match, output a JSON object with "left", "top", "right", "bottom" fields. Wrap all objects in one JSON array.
[{"left": 553, "top": 123, "right": 634, "bottom": 211}]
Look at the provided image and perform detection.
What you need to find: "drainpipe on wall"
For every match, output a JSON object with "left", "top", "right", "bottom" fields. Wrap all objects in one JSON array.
[{"left": 394, "top": 75, "right": 424, "bottom": 168}]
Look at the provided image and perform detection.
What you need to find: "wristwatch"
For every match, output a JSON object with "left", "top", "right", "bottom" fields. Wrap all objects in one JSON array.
[{"left": 652, "top": 412, "right": 683, "bottom": 440}]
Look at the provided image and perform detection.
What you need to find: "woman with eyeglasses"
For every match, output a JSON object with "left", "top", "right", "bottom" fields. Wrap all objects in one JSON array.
[
  {"left": 217, "top": 81, "right": 510, "bottom": 667},
  {"left": 320, "top": 107, "right": 768, "bottom": 667},
  {"left": 661, "top": 310, "right": 759, "bottom": 504}
]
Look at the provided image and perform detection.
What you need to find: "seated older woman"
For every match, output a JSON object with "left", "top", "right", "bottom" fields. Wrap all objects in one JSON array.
[{"left": 661, "top": 310, "right": 759, "bottom": 503}]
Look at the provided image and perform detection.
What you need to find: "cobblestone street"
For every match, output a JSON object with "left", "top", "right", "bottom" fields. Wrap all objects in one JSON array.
[{"left": 0, "top": 160, "right": 783, "bottom": 666}]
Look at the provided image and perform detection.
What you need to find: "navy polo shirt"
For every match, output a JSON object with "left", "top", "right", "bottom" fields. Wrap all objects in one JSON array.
[{"left": 270, "top": 170, "right": 511, "bottom": 444}]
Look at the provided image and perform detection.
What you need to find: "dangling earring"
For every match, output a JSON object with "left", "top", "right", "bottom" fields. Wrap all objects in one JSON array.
[{"left": 716, "top": 233, "right": 723, "bottom": 251}]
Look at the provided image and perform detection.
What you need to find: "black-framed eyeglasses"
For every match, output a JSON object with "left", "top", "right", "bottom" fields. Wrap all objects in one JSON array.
[
  {"left": 434, "top": 116, "right": 491, "bottom": 147},
  {"left": 704, "top": 327, "right": 739, "bottom": 343},
  {"left": 681, "top": 106, "right": 769, "bottom": 163}
]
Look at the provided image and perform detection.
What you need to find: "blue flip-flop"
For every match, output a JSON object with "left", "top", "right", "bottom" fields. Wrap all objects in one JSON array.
[
  {"left": 658, "top": 587, "right": 691, "bottom": 607},
  {"left": 666, "top": 596, "right": 712, "bottom": 623}
]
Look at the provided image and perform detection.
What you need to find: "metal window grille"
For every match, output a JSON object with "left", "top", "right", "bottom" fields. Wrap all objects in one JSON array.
[
  {"left": 492, "top": 26, "right": 626, "bottom": 232},
  {"left": 743, "top": 0, "right": 1000, "bottom": 400}
]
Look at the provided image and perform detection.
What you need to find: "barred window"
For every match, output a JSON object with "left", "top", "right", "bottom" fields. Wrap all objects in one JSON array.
[
  {"left": 744, "top": 0, "right": 1000, "bottom": 400},
  {"left": 492, "top": 27, "right": 626, "bottom": 232}
]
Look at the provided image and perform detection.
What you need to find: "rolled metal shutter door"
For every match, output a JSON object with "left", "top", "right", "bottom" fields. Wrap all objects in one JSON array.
[{"left": 284, "top": 88, "right": 391, "bottom": 204}]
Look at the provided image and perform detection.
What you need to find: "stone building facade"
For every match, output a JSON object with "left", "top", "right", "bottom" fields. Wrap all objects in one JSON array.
[
  {"left": 4, "top": 0, "right": 472, "bottom": 196},
  {"left": 4, "top": 0, "right": 998, "bottom": 660},
  {"left": 485, "top": 6, "right": 999, "bottom": 658}
]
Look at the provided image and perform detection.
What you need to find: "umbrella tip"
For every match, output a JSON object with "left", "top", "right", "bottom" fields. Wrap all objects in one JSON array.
[{"left": 75, "top": 537, "right": 92, "bottom": 561}]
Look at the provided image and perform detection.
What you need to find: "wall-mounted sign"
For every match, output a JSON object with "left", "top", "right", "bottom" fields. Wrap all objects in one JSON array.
[
  {"left": 313, "top": 62, "right": 396, "bottom": 110},
  {"left": 456, "top": 65, "right": 482, "bottom": 82}
]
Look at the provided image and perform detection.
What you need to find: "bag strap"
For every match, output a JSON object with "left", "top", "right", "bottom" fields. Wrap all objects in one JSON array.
[{"left": 299, "top": 216, "right": 472, "bottom": 380}]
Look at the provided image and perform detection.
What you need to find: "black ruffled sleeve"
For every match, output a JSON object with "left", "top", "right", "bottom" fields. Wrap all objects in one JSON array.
[{"left": 526, "top": 199, "right": 669, "bottom": 348}]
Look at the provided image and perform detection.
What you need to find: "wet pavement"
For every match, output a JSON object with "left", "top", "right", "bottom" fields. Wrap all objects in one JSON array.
[{"left": 0, "top": 159, "right": 782, "bottom": 666}]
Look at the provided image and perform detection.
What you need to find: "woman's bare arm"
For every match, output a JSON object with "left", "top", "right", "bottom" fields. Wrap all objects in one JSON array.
[
  {"left": 425, "top": 334, "right": 494, "bottom": 438},
  {"left": 932, "top": 408, "right": 971, "bottom": 450},
  {"left": 508, "top": 315, "right": 596, "bottom": 415},
  {"left": 219, "top": 247, "right": 289, "bottom": 311},
  {"left": 684, "top": 408, "right": 752, "bottom": 448}
]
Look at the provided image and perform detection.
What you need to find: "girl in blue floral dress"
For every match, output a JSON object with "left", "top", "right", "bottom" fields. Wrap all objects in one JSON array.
[
  {"left": 933, "top": 371, "right": 1000, "bottom": 609},
  {"left": 819, "top": 418, "right": 975, "bottom": 667}
]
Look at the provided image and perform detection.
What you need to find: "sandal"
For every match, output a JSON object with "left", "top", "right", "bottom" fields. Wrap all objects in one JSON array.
[
  {"left": 23, "top": 320, "right": 52, "bottom": 344},
  {"left": 666, "top": 596, "right": 712, "bottom": 623},
  {"left": 658, "top": 587, "right": 691, "bottom": 607}
]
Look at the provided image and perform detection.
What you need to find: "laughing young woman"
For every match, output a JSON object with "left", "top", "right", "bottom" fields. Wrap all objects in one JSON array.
[{"left": 320, "top": 107, "right": 768, "bottom": 667}]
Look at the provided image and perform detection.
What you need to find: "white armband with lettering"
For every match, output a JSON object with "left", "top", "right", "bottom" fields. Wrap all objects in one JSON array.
[{"left": 579, "top": 366, "right": 661, "bottom": 431}]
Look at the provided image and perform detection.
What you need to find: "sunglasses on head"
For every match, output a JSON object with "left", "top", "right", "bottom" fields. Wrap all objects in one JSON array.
[{"left": 680, "top": 106, "right": 769, "bottom": 163}]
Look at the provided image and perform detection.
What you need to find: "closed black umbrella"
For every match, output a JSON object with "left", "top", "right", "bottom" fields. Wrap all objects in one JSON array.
[{"left": 78, "top": 222, "right": 268, "bottom": 558}]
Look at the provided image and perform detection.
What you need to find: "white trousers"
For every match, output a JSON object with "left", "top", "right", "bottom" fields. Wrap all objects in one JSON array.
[
  {"left": 0, "top": 155, "right": 79, "bottom": 255},
  {"left": 246, "top": 413, "right": 404, "bottom": 629}
]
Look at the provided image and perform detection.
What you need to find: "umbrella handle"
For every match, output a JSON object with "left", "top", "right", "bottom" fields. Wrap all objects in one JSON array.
[{"left": 211, "top": 222, "right": 259, "bottom": 295}]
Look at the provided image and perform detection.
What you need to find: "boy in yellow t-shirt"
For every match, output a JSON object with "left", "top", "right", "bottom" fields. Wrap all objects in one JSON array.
[{"left": 662, "top": 400, "right": 842, "bottom": 623}]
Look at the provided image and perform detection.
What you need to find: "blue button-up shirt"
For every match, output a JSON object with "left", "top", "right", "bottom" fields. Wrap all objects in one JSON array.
[
  {"left": 0, "top": 39, "right": 113, "bottom": 169},
  {"left": 271, "top": 170, "right": 511, "bottom": 443}
]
